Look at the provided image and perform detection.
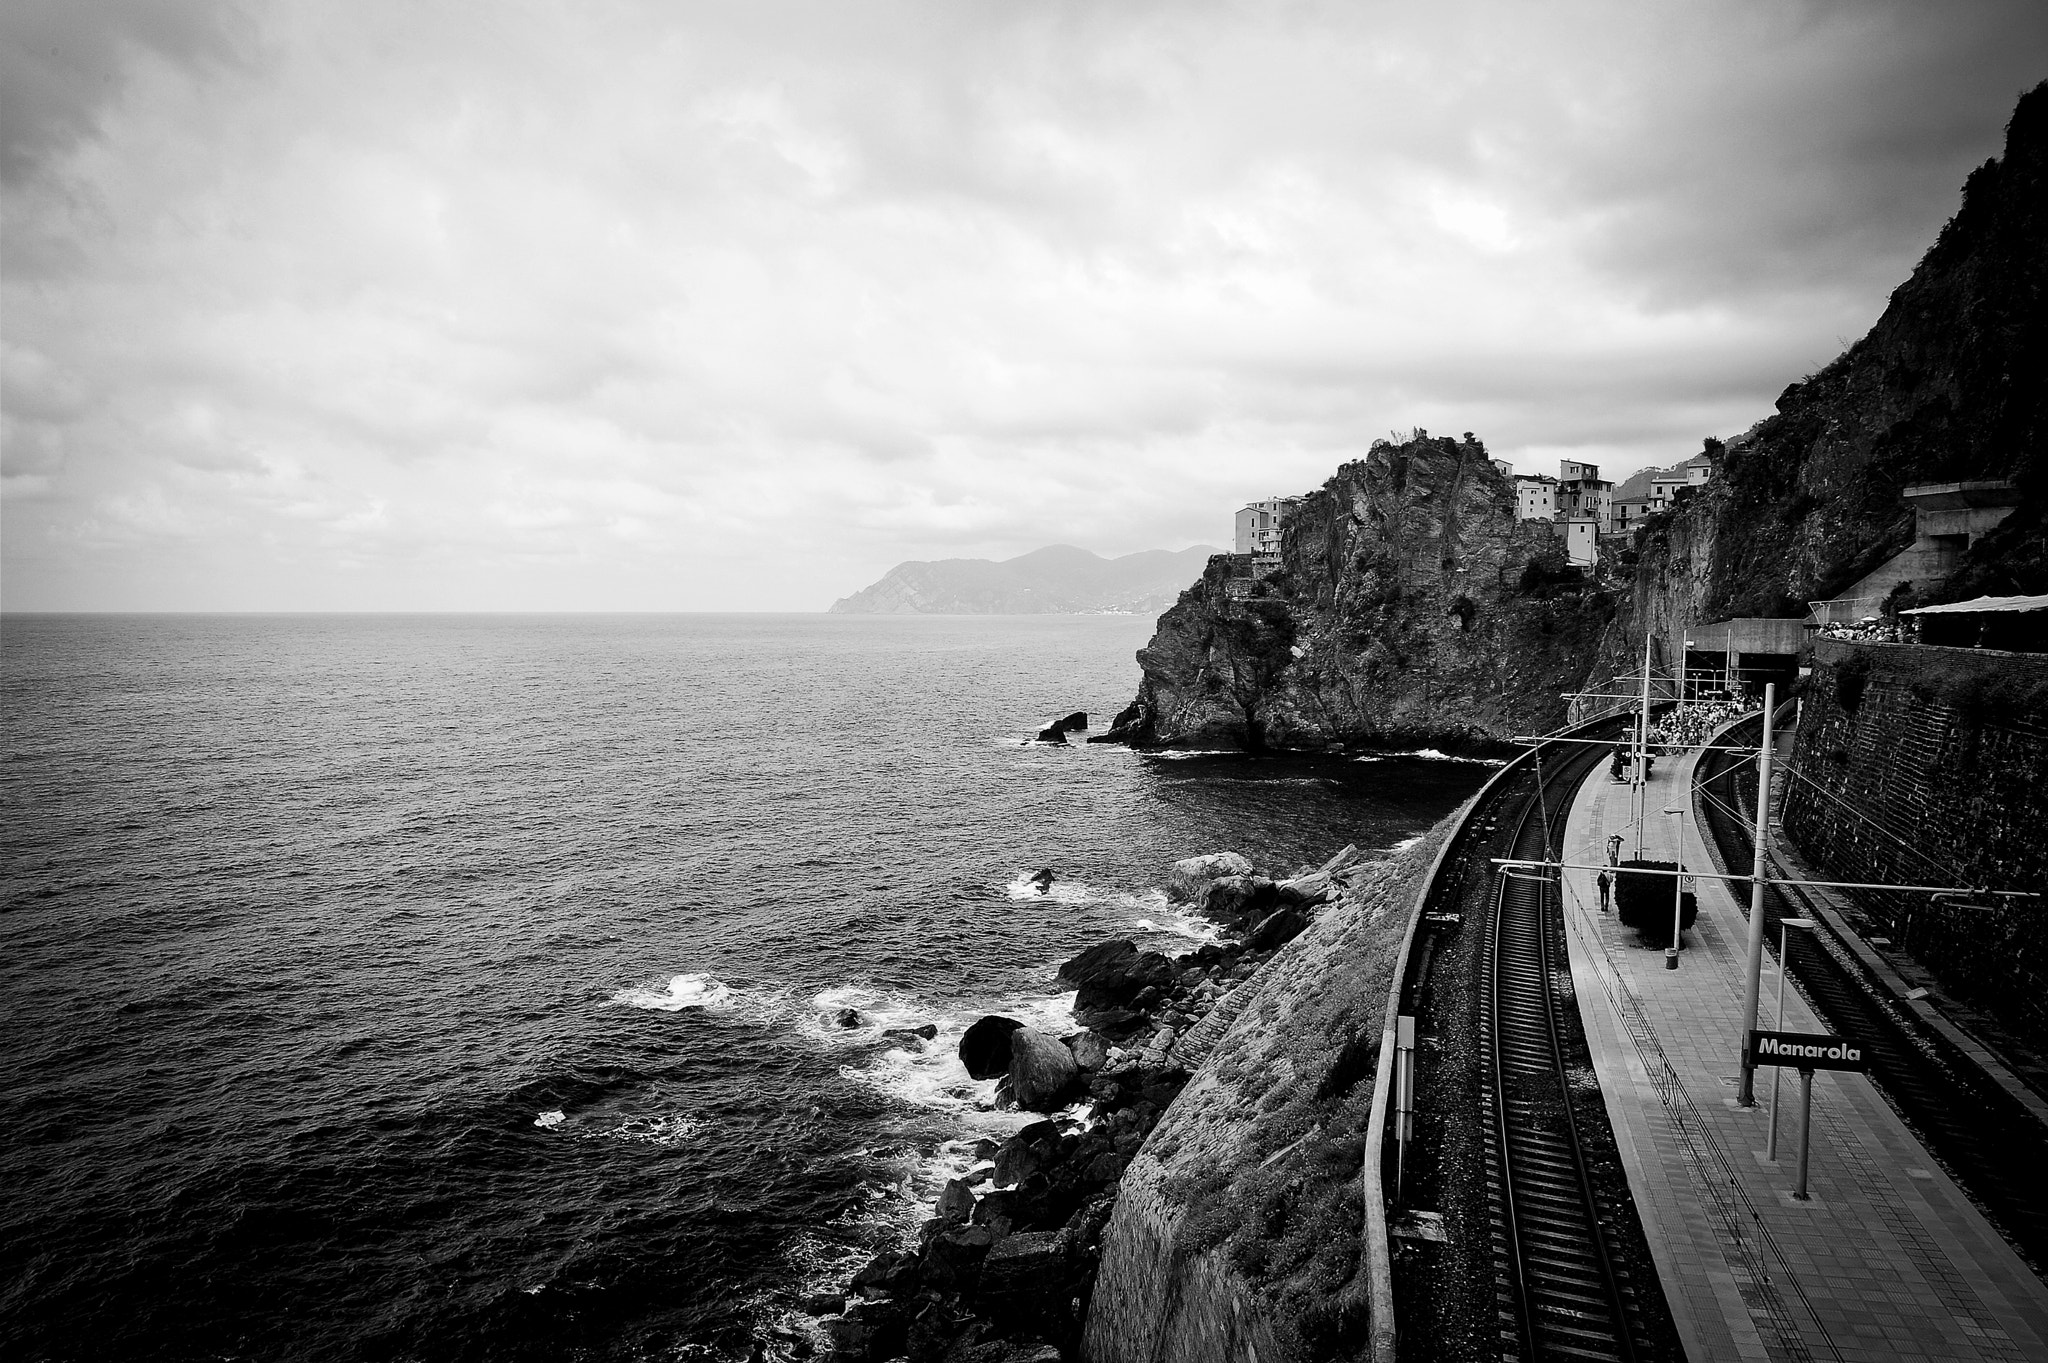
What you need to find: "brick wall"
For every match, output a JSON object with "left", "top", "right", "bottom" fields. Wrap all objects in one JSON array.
[{"left": 1783, "top": 639, "right": 2048, "bottom": 1049}]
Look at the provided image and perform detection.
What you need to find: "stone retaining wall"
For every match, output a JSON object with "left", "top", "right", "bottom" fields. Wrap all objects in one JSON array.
[{"left": 1783, "top": 639, "right": 2048, "bottom": 1050}]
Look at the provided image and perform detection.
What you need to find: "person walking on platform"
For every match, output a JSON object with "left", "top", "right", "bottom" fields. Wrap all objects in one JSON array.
[
  {"left": 1596, "top": 869, "right": 1611, "bottom": 913},
  {"left": 1609, "top": 741, "right": 1627, "bottom": 782}
]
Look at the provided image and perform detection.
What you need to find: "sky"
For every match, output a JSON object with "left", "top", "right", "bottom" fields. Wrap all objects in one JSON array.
[{"left": 4, "top": 2, "right": 2046, "bottom": 611}]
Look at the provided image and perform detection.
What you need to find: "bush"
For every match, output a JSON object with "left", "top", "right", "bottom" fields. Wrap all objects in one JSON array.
[{"left": 1613, "top": 860, "right": 1697, "bottom": 938}]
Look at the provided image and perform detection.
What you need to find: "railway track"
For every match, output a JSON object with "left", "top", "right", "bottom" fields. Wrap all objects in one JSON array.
[
  {"left": 1393, "top": 724, "right": 1679, "bottom": 1363},
  {"left": 1480, "top": 739, "right": 1654, "bottom": 1362},
  {"left": 1695, "top": 717, "right": 2048, "bottom": 1271}
]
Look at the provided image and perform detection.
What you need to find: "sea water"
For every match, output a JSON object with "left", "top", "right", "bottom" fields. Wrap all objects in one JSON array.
[{"left": 0, "top": 613, "right": 1491, "bottom": 1361}]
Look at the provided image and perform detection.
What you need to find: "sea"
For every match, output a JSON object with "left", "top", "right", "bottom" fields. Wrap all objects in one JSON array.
[{"left": 0, "top": 613, "right": 1494, "bottom": 1363}]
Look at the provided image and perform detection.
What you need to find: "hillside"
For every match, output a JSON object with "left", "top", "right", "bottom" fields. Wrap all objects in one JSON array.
[
  {"left": 1101, "top": 80, "right": 2048, "bottom": 752},
  {"left": 828, "top": 544, "right": 1221, "bottom": 615}
]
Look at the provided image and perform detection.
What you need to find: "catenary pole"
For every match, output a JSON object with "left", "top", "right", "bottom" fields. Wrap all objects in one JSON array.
[
  {"left": 1634, "top": 632, "right": 1652, "bottom": 852},
  {"left": 1737, "top": 681, "right": 1778, "bottom": 1107}
]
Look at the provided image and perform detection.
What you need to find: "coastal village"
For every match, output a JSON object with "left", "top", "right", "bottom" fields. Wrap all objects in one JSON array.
[{"left": 797, "top": 83, "right": 2048, "bottom": 1363}]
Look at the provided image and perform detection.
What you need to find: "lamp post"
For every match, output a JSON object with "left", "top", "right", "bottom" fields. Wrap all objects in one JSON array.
[
  {"left": 1766, "top": 917, "right": 1818, "bottom": 1161},
  {"left": 1663, "top": 806, "right": 1686, "bottom": 969}
]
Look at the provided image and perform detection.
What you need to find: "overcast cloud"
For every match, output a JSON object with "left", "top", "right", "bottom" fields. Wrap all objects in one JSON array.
[{"left": 4, "top": 0, "right": 2044, "bottom": 610}]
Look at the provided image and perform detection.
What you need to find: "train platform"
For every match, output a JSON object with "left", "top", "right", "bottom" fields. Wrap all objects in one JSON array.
[{"left": 1556, "top": 737, "right": 2048, "bottom": 1362}]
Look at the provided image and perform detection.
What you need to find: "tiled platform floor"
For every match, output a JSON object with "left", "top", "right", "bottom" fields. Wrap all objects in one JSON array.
[{"left": 1556, "top": 739, "right": 2048, "bottom": 1362}]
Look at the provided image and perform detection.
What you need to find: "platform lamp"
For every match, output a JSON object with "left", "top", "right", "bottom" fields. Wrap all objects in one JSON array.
[{"left": 1662, "top": 806, "right": 1687, "bottom": 969}]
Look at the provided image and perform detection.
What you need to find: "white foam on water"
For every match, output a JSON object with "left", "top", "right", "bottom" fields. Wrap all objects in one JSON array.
[
  {"left": 533, "top": 1109, "right": 565, "bottom": 1129},
  {"left": 1145, "top": 749, "right": 1237, "bottom": 760},
  {"left": 582, "top": 1113, "right": 703, "bottom": 1146},
  {"left": 797, "top": 984, "right": 941, "bottom": 1048},
  {"left": 1358, "top": 747, "right": 1509, "bottom": 765},
  {"left": 1132, "top": 911, "right": 1224, "bottom": 945},
  {"left": 1002, "top": 873, "right": 1093, "bottom": 904},
  {"left": 609, "top": 972, "right": 739, "bottom": 1012}
]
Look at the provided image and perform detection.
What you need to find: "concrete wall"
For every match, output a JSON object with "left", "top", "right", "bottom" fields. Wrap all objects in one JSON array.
[{"left": 1783, "top": 639, "right": 2048, "bottom": 1050}]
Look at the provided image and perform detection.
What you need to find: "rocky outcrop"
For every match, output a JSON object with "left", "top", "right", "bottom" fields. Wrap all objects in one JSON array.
[{"left": 1108, "top": 433, "right": 1617, "bottom": 751}]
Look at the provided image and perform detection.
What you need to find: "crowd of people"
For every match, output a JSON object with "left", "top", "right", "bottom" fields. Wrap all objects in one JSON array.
[
  {"left": 1648, "top": 696, "right": 1750, "bottom": 752},
  {"left": 1817, "top": 614, "right": 1912, "bottom": 643}
]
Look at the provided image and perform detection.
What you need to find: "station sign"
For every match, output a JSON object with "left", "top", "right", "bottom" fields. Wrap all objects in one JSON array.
[{"left": 1745, "top": 1029, "right": 1868, "bottom": 1072}]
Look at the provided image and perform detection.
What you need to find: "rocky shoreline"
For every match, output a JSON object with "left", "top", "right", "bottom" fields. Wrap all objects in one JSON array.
[{"left": 785, "top": 846, "right": 1370, "bottom": 1363}]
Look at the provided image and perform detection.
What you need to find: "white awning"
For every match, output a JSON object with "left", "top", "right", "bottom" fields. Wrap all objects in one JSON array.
[{"left": 1900, "top": 593, "right": 2048, "bottom": 616}]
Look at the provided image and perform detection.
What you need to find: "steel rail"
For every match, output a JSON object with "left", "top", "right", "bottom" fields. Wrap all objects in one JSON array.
[{"left": 1482, "top": 741, "right": 1643, "bottom": 1362}]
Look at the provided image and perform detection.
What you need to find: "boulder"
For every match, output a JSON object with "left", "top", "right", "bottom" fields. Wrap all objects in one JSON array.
[
  {"left": 883, "top": 1022, "right": 939, "bottom": 1042},
  {"left": 918, "top": 1222, "right": 996, "bottom": 1293},
  {"left": 976, "top": 1231, "right": 1071, "bottom": 1331},
  {"left": 822, "top": 1299, "right": 908, "bottom": 1362},
  {"left": 833, "top": 1007, "right": 868, "bottom": 1028},
  {"left": 1201, "top": 874, "right": 1279, "bottom": 924},
  {"left": 1055, "top": 938, "right": 1139, "bottom": 989},
  {"left": 934, "top": 1177, "right": 975, "bottom": 1223},
  {"left": 1066, "top": 1030, "right": 1110, "bottom": 1071},
  {"left": 970, "top": 1187, "right": 1018, "bottom": 1236},
  {"left": 1165, "top": 851, "right": 1253, "bottom": 900},
  {"left": 1275, "top": 871, "right": 1331, "bottom": 905},
  {"left": 850, "top": 1248, "right": 920, "bottom": 1296},
  {"left": 992, "top": 1120, "right": 1058, "bottom": 1186},
  {"left": 959, "top": 1015, "right": 1025, "bottom": 1079},
  {"left": 1247, "top": 906, "right": 1310, "bottom": 951},
  {"left": 1005, "top": 1027, "right": 1079, "bottom": 1110},
  {"left": 904, "top": 1300, "right": 968, "bottom": 1363},
  {"left": 1054, "top": 710, "right": 1088, "bottom": 733},
  {"left": 1033, "top": 724, "right": 1068, "bottom": 744}
]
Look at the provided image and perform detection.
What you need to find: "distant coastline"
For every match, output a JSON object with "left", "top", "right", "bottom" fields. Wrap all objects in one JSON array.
[{"left": 830, "top": 544, "right": 1219, "bottom": 615}]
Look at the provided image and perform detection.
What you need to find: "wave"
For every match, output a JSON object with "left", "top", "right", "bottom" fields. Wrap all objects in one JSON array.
[
  {"left": 1131, "top": 910, "right": 1224, "bottom": 945},
  {"left": 1354, "top": 748, "right": 1508, "bottom": 765},
  {"left": 609, "top": 972, "right": 738, "bottom": 1012},
  {"left": 533, "top": 1104, "right": 703, "bottom": 1146},
  {"left": 1002, "top": 872, "right": 1094, "bottom": 905}
]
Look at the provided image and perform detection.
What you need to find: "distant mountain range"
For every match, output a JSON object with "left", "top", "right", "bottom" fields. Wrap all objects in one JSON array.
[{"left": 829, "top": 544, "right": 1222, "bottom": 614}]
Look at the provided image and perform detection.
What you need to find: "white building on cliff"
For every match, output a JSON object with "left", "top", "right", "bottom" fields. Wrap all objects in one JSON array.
[{"left": 1234, "top": 497, "right": 1300, "bottom": 555}]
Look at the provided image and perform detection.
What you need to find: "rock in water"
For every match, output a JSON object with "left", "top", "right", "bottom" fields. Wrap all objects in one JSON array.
[
  {"left": 1201, "top": 874, "right": 1279, "bottom": 924},
  {"left": 959, "top": 1015, "right": 1025, "bottom": 1079},
  {"left": 1166, "top": 851, "right": 1253, "bottom": 900},
  {"left": 832, "top": 1007, "right": 867, "bottom": 1028},
  {"left": 1055, "top": 710, "right": 1087, "bottom": 733},
  {"left": 1006, "top": 1027, "right": 1080, "bottom": 1110},
  {"left": 1055, "top": 939, "right": 1138, "bottom": 990},
  {"left": 1033, "top": 723, "right": 1068, "bottom": 744}
]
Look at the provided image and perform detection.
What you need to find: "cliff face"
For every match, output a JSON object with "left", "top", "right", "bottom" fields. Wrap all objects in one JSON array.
[
  {"left": 1664, "top": 80, "right": 2048, "bottom": 622},
  {"left": 1110, "top": 82, "right": 2046, "bottom": 749},
  {"left": 1110, "top": 435, "right": 1616, "bottom": 750}
]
